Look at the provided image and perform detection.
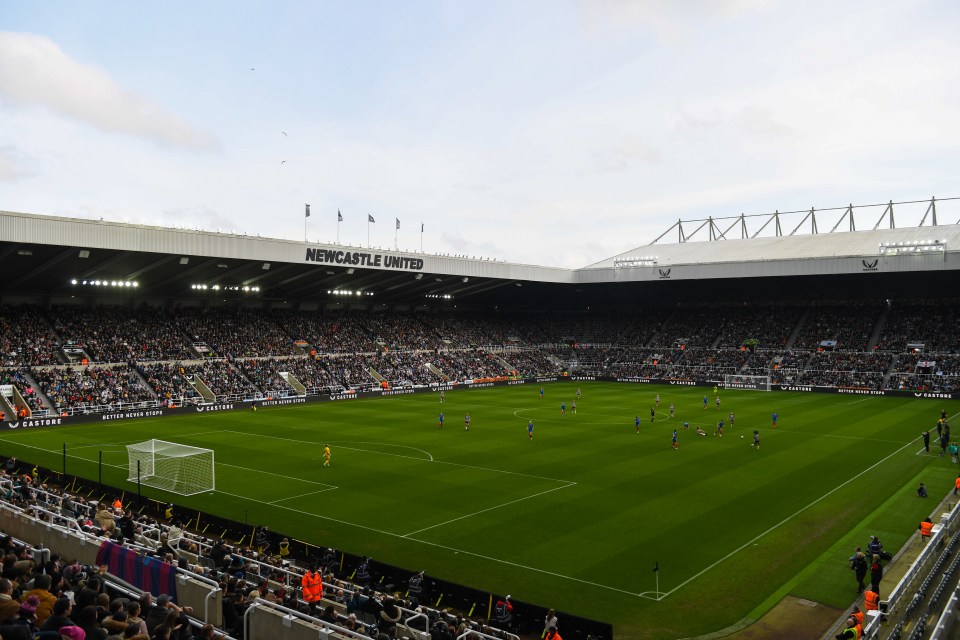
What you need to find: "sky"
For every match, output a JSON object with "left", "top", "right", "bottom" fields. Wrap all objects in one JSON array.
[{"left": 1, "top": 0, "right": 959, "bottom": 268}]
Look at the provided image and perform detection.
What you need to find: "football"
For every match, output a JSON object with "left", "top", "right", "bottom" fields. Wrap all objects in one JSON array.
[{"left": 740, "top": 435, "right": 744, "bottom": 439}]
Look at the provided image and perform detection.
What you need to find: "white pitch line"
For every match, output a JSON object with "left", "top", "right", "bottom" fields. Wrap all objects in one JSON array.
[
  {"left": 213, "top": 488, "right": 642, "bottom": 598},
  {"left": 222, "top": 431, "right": 435, "bottom": 463},
  {"left": 223, "top": 430, "right": 571, "bottom": 484},
  {"left": 68, "top": 429, "right": 229, "bottom": 449},
  {"left": 402, "top": 481, "right": 577, "bottom": 537},
  {"left": 267, "top": 487, "right": 338, "bottom": 504},
  {"left": 215, "top": 462, "right": 337, "bottom": 488},
  {"left": 752, "top": 428, "right": 904, "bottom": 444},
  {"left": 846, "top": 398, "right": 874, "bottom": 405},
  {"left": 0, "top": 439, "right": 677, "bottom": 598},
  {"left": 653, "top": 439, "right": 917, "bottom": 599},
  {"left": 8, "top": 440, "right": 336, "bottom": 491}
]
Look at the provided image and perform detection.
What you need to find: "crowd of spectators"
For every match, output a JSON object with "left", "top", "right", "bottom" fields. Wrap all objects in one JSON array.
[
  {"left": 503, "top": 350, "right": 561, "bottom": 378},
  {"left": 178, "top": 361, "right": 258, "bottom": 399},
  {"left": 235, "top": 358, "right": 299, "bottom": 397},
  {"left": 875, "top": 301, "right": 960, "bottom": 353},
  {"left": 714, "top": 305, "right": 797, "bottom": 350},
  {"left": 365, "top": 316, "right": 439, "bottom": 351},
  {"left": 1, "top": 370, "right": 48, "bottom": 413},
  {"left": 792, "top": 303, "right": 880, "bottom": 351},
  {"left": 323, "top": 356, "right": 376, "bottom": 391},
  {"left": 178, "top": 309, "right": 300, "bottom": 359},
  {"left": 31, "top": 365, "right": 154, "bottom": 413},
  {"left": 0, "top": 461, "right": 529, "bottom": 640},
  {"left": 648, "top": 309, "right": 720, "bottom": 349},
  {"left": 0, "top": 306, "right": 62, "bottom": 367},
  {"left": 276, "top": 311, "right": 379, "bottom": 354},
  {"left": 365, "top": 352, "right": 439, "bottom": 386},
  {"left": 51, "top": 307, "right": 196, "bottom": 363},
  {"left": 4, "top": 303, "right": 960, "bottom": 411},
  {"left": 136, "top": 363, "right": 202, "bottom": 406},
  {"left": 431, "top": 350, "right": 507, "bottom": 381}
]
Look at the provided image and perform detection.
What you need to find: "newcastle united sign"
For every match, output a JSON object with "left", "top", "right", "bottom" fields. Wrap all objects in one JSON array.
[{"left": 305, "top": 248, "right": 424, "bottom": 271}]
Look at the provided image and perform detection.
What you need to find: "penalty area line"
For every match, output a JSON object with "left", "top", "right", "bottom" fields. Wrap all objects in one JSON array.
[
  {"left": 402, "top": 481, "right": 577, "bottom": 537},
  {"left": 214, "top": 488, "right": 641, "bottom": 598},
  {"left": 267, "top": 487, "right": 338, "bottom": 504}
]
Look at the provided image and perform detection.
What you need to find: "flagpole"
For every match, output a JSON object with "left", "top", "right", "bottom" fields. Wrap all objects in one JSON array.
[
  {"left": 367, "top": 217, "right": 370, "bottom": 247},
  {"left": 420, "top": 222, "right": 424, "bottom": 253},
  {"left": 337, "top": 218, "right": 340, "bottom": 244},
  {"left": 395, "top": 220, "right": 398, "bottom": 250}
]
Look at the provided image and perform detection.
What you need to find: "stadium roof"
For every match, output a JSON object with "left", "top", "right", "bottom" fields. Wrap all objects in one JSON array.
[{"left": 2, "top": 209, "right": 959, "bottom": 306}]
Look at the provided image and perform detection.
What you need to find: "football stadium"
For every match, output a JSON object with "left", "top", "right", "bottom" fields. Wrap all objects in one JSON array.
[{"left": 1, "top": 204, "right": 959, "bottom": 640}]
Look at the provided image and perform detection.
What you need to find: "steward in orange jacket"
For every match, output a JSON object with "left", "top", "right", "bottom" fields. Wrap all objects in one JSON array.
[
  {"left": 920, "top": 518, "right": 933, "bottom": 541},
  {"left": 850, "top": 605, "right": 864, "bottom": 626},
  {"left": 864, "top": 590, "right": 879, "bottom": 611},
  {"left": 301, "top": 565, "right": 323, "bottom": 607}
]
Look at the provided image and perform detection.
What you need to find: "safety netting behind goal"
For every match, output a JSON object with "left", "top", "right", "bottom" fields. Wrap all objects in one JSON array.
[{"left": 126, "top": 439, "right": 215, "bottom": 496}]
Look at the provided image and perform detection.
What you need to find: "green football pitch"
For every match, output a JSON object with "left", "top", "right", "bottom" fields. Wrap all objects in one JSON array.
[{"left": 1, "top": 382, "right": 956, "bottom": 639}]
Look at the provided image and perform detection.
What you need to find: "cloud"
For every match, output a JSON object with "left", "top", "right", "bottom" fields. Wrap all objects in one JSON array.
[
  {"left": 0, "top": 31, "right": 218, "bottom": 150},
  {"left": 0, "top": 145, "right": 33, "bottom": 182}
]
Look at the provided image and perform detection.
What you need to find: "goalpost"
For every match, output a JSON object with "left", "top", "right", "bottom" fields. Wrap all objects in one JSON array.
[
  {"left": 126, "top": 439, "right": 215, "bottom": 496},
  {"left": 723, "top": 374, "right": 772, "bottom": 391}
]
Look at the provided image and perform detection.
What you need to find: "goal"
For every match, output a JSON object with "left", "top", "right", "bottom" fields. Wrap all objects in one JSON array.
[
  {"left": 723, "top": 374, "right": 771, "bottom": 391},
  {"left": 126, "top": 440, "right": 215, "bottom": 495}
]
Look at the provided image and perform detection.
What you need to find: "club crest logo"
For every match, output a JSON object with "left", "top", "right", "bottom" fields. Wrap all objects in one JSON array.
[
  {"left": 862, "top": 259, "right": 878, "bottom": 271},
  {"left": 658, "top": 268, "right": 671, "bottom": 279}
]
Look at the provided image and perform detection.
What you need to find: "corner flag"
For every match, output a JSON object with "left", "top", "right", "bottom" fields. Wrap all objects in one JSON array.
[
  {"left": 395, "top": 218, "right": 400, "bottom": 230},
  {"left": 653, "top": 562, "right": 659, "bottom": 573},
  {"left": 368, "top": 214, "right": 376, "bottom": 223},
  {"left": 305, "top": 204, "right": 310, "bottom": 218},
  {"left": 337, "top": 210, "right": 343, "bottom": 222}
]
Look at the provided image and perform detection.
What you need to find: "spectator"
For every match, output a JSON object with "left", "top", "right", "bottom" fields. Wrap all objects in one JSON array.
[
  {"left": 39, "top": 597, "right": 74, "bottom": 632},
  {"left": 870, "top": 555, "right": 883, "bottom": 596},
  {"left": 20, "top": 573, "right": 57, "bottom": 625},
  {"left": 0, "top": 577, "right": 19, "bottom": 623}
]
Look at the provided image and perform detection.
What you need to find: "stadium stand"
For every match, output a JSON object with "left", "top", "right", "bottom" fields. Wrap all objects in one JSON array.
[{"left": 2, "top": 302, "right": 960, "bottom": 413}]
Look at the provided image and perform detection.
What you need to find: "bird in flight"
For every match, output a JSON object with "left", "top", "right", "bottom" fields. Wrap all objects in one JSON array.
[
  {"left": 281, "top": 160, "right": 287, "bottom": 165},
  {"left": 281, "top": 131, "right": 287, "bottom": 136}
]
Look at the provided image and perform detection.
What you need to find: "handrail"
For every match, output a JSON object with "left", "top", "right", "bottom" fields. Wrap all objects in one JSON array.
[{"left": 243, "top": 597, "right": 371, "bottom": 640}]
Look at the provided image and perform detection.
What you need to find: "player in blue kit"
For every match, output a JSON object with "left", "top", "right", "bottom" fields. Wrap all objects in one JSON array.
[
  {"left": 635, "top": 416, "right": 641, "bottom": 433},
  {"left": 715, "top": 419, "right": 724, "bottom": 437},
  {"left": 561, "top": 402, "right": 566, "bottom": 416},
  {"left": 438, "top": 412, "right": 444, "bottom": 429},
  {"left": 703, "top": 396, "right": 709, "bottom": 409},
  {"left": 528, "top": 420, "right": 534, "bottom": 440},
  {"left": 539, "top": 387, "right": 544, "bottom": 399},
  {"left": 672, "top": 429, "right": 679, "bottom": 450},
  {"left": 772, "top": 412, "right": 778, "bottom": 428}
]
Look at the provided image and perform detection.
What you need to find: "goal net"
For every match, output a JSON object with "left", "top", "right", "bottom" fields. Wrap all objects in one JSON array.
[
  {"left": 723, "top": 374, "right": 771, "bottom": 391},
  {"left": 126, "top": 439, "right": 215, "bottom": 496}
]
